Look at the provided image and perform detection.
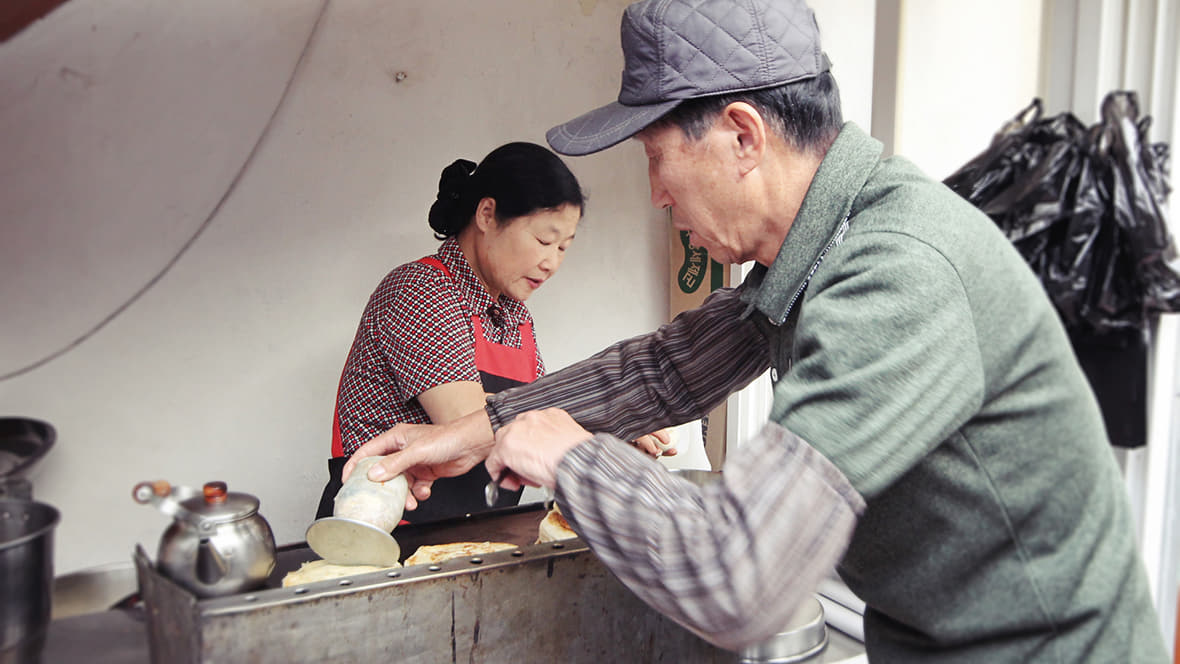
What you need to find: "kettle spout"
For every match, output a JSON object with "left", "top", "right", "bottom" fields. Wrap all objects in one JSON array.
[{"left": 196, "top": 538, "right": 229, "bottom": 585}]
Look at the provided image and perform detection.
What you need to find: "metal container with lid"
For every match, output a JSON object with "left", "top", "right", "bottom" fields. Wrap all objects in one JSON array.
[
  {"left": 133, "top": 480, "right": 276, "bottom": 598},
  {"left": 738, "top": 595, "right": 828, "bottom": 663},
  {"left": 0, "top": 417, "right": 59, "bottom": 664}
]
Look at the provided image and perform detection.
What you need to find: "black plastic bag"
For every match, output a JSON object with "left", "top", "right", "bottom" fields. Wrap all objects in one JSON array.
[
  {"left": 945, "top": 91, "right": 1175, "bottom": 335},
  {"left": 1097, "top": 93, "right": 1180, "bottom": 325},
  {"left": 944, "top": 91, "right": 1174, "bottom": 447}
]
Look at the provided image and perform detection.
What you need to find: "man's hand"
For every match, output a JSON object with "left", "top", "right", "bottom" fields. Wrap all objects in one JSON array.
[
  {"left": 342, "top": 410, "right": 497, "bottom": 511},
  {"left": 486, "top": 408, "right": 593, "bottom": 491}
]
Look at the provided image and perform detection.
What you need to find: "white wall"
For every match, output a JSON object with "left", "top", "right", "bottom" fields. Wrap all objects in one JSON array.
[
  {"left": 891, "top": 0, "right": 1044, "bottom": 178},
  {"left": 0, "top": 0, "right": 664, "bottom": 574},
  {"left": 811, "top": 0, "right": 877, "bottom": 132}
]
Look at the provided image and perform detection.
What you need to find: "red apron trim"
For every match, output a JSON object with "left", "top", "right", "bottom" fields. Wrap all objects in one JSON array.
[
  {"left": 332, "top": 256, "right": 450, "bottom": 457},
  {"left": 473, "top": 317, "right": 537, "bottom": 384},
  {"left": 329, "top": 346, "right": 353, "bottom": 458},
  {"left": 331, "top": 255, "right": 536, "bottom": 456},
  {"left": 416, "top": 256, "right": 450, "bottom": 278},
  {"left": 330, "top": 399, "right": 345, "bottom": 458},
  {"left": 420, "top": 254, "right": 536, "bottom": 383}
]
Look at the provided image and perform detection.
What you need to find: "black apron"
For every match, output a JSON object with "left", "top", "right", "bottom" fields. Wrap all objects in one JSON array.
[{"left": 315, "top": 257, "right": 535, "bottom": 523}]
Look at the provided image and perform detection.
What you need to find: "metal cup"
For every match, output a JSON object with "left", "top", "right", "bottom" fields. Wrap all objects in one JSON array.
[
  {"left": 333, "top": 457, "right": 408, "bottom": 531},
  {"left": 306, "top": 457, "right": 408, "bottom": 567}
]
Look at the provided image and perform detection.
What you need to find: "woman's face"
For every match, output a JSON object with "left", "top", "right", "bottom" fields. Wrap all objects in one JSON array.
[{"left": 473, "top": 201, "right": 580, "bottom": 302}]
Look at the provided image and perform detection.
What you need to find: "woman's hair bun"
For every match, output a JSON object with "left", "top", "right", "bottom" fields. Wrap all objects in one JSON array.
[
  {"left": 426, "top": 142, "right": 584, "bottom": 241},
  {"left": 428, "top": 159, "right": 477, "bottom": 238},
  {"left": 437, "top": 159, "right": 476, "bottom": 201}
]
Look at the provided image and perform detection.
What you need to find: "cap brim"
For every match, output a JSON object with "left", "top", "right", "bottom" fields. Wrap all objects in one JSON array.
[{"left": 546, "top": 98, "right": 683, "bottom": 156}]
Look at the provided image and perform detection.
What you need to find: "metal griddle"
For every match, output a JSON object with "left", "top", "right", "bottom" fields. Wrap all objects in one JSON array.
[
  {"left": 273, "top": 502, "right": 549, "bottom": 582},
  {"left": 135, "top": 502, "right": 734, "bottom": 663}
]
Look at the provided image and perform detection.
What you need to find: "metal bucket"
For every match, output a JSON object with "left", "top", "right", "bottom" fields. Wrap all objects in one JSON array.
[{"left": 0, "top": 499, "right": 60, "bottom": 664}]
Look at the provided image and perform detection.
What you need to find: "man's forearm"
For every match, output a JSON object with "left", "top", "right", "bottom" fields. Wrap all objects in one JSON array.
[
  {"left": 554, "top": 423, "right": 865, "bottom": 651},
  {"left": 486, "top": 287, "right": 769, "bottom": 438}
]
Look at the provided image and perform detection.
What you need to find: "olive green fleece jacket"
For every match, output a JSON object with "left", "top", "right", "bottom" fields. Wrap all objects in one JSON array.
[{"left": 740, "top": 123, "right": 1168, "bottom": 662}]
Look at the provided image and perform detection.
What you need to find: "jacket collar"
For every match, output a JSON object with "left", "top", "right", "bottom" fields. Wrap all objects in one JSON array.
[{"left": 741, "top": 122, "right": 883, "bottom": 324}]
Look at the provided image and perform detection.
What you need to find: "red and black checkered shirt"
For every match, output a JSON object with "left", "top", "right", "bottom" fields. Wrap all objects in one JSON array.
[{"left": 333, "top": 237, "right": 543, "bottom": 455}]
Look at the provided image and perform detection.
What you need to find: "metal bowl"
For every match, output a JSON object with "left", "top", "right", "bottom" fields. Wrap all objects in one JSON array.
[
  {"left": 0, "top": 418, "right": 55, "bottom": 479},
  {"left": 0, "top": 418, "right": 55, "bottom": 501},
  {"left": 739, "top": 595, "right": 828, "bottom": 663},
  {"left": 668, "top": 469, "right": 722, "bottom": 486}
]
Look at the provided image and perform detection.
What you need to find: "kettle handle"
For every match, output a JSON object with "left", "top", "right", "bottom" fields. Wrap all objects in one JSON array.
[
  {"left": 132, "top": 481, "right": 172, "bottom": 503},
  {"left": 132, "top": 481, "right": 208, "bottom": 530}
]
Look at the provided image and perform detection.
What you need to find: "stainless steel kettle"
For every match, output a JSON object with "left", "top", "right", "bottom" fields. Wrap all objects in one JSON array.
[{"left": 132, "top": 480, "right": 276, "bottom": 598}]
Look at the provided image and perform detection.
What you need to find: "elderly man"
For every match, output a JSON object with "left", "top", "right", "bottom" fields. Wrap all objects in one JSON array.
[{"left": 346, "top": 0, "right": 1169, "bottom": 660}]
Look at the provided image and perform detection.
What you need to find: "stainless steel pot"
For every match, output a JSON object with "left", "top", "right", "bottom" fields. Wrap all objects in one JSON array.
[{"left": 0, "top": 499, "right": 59, "bottom": 664}]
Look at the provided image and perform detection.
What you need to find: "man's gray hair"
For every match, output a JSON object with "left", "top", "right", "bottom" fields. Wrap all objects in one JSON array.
[{"left": 651, "top": 72, "right": 843, "bottom": 156}]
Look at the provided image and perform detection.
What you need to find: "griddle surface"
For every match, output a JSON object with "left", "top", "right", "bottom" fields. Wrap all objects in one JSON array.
[{"left": 270, "top": 501, "right": 550, "bottom": 587}]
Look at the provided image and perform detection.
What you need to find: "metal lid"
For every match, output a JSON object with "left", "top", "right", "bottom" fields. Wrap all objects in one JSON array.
[
  {"left": 306, "top": 516, "right": 401, "bottom": 567},
  {"left": 0, "top": 417, "right": 55, "bottom": 478},
  {"left": 739, "top": 595, "right": 828, "bottom": 663},
  {"left": 177, "top": 482, "right": 260, "bottom": 523}
]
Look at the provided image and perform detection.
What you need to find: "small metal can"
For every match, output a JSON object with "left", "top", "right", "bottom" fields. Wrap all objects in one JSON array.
[{"left": 738, "top": 595, "right": 828, "bottom": 663}]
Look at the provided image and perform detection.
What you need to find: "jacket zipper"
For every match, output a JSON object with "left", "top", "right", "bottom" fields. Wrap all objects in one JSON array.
[{"left": 779, "top": 214, "right": 850, "bottom": 324}]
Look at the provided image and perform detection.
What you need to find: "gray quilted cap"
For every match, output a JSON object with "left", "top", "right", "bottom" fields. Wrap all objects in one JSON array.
[{"left": 546, "top": 0, "right": 829, "bottom": 156}]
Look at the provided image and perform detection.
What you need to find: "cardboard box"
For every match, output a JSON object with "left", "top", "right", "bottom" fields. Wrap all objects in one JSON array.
[{"left": 668, "top": 222, "right": 730, "bottom": 470}]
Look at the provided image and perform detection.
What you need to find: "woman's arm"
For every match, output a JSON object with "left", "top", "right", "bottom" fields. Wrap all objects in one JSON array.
[{"left": 415, "top": 380, "right": 488, "bottom": 425}]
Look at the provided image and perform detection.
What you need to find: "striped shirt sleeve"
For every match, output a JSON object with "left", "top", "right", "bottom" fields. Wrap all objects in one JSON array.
[
  {"left": 382, "top": 266, "right": 481, "bottom": 400},
  {"left": 555, "top": 424, "right": 865, "bottom": 651},
  {"left": 483, "top": 285, "right": 864, "bottom": 650},
  {"left": 485, "top": 286, "right": 769, "bottom": 439}
]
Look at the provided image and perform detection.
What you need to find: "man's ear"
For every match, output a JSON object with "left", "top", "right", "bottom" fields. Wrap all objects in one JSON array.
[
  {"left": 720, "top": 102, "right": 766, "bottom": 176},
  {"left": 474, "top": 197, "right": 498, "bottom": 232}
]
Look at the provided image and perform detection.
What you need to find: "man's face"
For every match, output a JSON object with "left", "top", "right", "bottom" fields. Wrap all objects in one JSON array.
[{"left": 636, "top": 122, "right": 751, "bottom": 265}]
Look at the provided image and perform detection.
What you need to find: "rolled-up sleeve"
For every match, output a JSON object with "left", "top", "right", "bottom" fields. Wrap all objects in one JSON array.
[{"left": 554, "top": 421, "right": 865, "bottom": 651}]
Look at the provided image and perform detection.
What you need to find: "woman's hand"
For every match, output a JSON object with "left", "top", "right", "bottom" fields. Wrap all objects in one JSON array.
[{"left": 631, "top": 427, "right": 677, "bottom": 458}]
